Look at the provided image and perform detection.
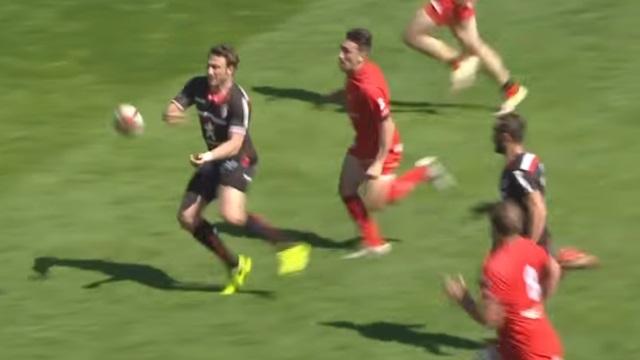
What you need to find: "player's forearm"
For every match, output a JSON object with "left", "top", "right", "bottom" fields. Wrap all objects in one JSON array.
[
  {"left": 163, "top": 102, "right": 186, "bottom": 124},
  {"left": 542, "top": 257, "right": 562, "bottom": 299},
  {"left": 459, "top": 294, "right": 487, "bottom": 326},
  {"left": 527, "top": 194, "right": 547, "bottom": 243},
  {"left": 204, "top": 138, "right": 242, "bottom": 161},
  {"left": 374, "top": 118, "right": 395, "bottom": 163},
  {"left": 460, "top": 293, "right": 503, "bottom": 329}
]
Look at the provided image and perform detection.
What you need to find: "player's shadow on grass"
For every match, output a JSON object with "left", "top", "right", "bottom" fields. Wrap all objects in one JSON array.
[
  {"left": 252, "top": 86, "right": 494, "bottom": 114},
  {"left": 31, "top": 257, "right": 274, "bottom": 298},
  {"left": 469, "top": 200, "right": 499, "bottom": 218},
  {"left": 320, "top": 321, "right": 484, "bottom": 356},
  {"left": 214, "top": 222, "right": 402, "bottom": 250}
]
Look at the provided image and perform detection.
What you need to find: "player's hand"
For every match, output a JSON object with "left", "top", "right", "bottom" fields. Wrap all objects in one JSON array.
[
  {"left": 443, "top": 274, "right": 468, "bottom": 303},
  {"left": 366, "top": 162, "right": 383, "bottom": 179},
  {"left": 164, "top": 113, "right": 185, "bottom": 124},
  {"left": 189, "top": 152, "right": 214, "bottom": 167}
]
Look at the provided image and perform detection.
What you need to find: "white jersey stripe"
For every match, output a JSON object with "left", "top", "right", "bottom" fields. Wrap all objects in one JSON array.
[
  {"left": 241, "top": 98, "right": 249, "bottom": 129},
  {"left": 520, "top": 153, "right": 536, "bottom": 172},
  {"left": 514, "top": 170, "right": 534, "bottom": 193},
  {"left": 237, "top": 85, "right": 250, "bottom": 129}
]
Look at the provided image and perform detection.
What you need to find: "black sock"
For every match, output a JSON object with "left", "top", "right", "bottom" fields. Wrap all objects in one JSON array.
[
  {"left": 193, "top": 220, "right": 238, "bottom": 268},
  {"left": 245, "top": 213, "right": 290, "bottom": 247}
]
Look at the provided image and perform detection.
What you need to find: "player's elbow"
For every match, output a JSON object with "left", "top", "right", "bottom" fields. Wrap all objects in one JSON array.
[
  {"left": 482, "top": 301, "right": 505, "bottom": 329},
  {"left": 163, "top": 103, "right": 186, "bottom": 124},
  {"left": 483, "top": 310, "right": 504, "bottom": 329}
]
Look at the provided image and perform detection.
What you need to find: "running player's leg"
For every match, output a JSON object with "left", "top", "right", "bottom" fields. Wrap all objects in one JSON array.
[
  {"left": 364, "top": 156, "right": 454, "bottom": 210},
  {"left": 218, "top": 159, "right": 310, "bottom": 275},
  {"left": 452, "top": 16, "right": 527, "bottom": 113},
  {"left": 339, "top": 153, "right": 386, "bottom": 250},
  {"left": 177, "top": 162, "right": 239, "bottom": 270}
]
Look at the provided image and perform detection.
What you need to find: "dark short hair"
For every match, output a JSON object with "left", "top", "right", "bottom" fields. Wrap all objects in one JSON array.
[
  {"left": 490, "top": 200, "right": 524, "bottom": 237},
  {"left": 209, "top": 44, "right": 240, "bottom": 69},
  {"left": 495, "top": 113, "right": 526, "bottom": 143},
  {"left": 346, "top": 28, "right": 372, "bottom": 52}
]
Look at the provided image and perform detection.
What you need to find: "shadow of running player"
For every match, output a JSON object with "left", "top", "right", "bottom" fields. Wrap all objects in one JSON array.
[
  {"left": 213, "top": 222, "right": 402, "bottom": 251},
  {"left": 320, "top": 321, "right": 484, "bottom": 356},
  {"left": 252, "top": 86, "right": 494, "bottom": 115},
  {"left": 31, "top": 256, "right": 274, "bottom": 298}
]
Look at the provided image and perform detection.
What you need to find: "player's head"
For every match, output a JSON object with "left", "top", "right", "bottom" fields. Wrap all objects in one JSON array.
[
  {"left": 339, "top": 28, "right": 372, "bottom": 73},
  {"left": 493, "top": 113, "right": 526, "bottom": 154},
  {"left": 207, "top": 44, "right": 240, "bottom": 89},
  {"left": 489, "top": 200, "right": 524, "bottom": 246}
]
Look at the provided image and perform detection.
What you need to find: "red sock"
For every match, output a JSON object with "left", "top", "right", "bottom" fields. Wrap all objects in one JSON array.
[
  {"left": 341, "top": 195, "right": 384, "bottom": 247},
  {"left": 386, "top": 165, "right": 429, "bottom": 204},
  {"left": 449, "top": 55, "right": 466, "bottom": 70},
  {"left": 449, "top": 58, "right": 461, "bottom": 70},
  {"left": 502, "top": 81, "right": 520, "bottom": 97}
]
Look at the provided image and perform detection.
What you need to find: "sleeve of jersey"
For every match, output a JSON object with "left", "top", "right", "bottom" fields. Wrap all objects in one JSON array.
[
  {"left": 365, "top": 87, "right": 391, "bottom": 123},
  {"left": 172, "top": 77, "right": 198, "bottom": 110},
  {"left": 511, "top": 170, "right": 541, "bottom": 194},
  {"left": 228, "top": 92, "right": 249, "bottom": 136}
]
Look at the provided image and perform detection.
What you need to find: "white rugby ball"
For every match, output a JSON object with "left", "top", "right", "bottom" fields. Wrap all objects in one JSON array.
[{"left": 114, "top": 103, "right": 144, "bottom": 135}]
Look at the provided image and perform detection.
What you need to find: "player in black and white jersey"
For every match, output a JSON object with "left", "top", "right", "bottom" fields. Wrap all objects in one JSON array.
[
  {"left": 163, "top": 45, "right": 310, "bottom": 295},
  {"left": 492, "top": 113, "right": 598, "bottom": 269}
]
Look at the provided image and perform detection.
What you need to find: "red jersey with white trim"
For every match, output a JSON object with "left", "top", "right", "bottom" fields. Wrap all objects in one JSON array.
[
  {"left": 482, "top": 237, "right": 563, "bottom": 359},
  {"left": 344, "top": 61, "right": 401, "bottom": 159}
]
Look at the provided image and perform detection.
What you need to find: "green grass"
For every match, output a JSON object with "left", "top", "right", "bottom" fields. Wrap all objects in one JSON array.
[{"left": 2, "top": 0, "right": 640, "bottom": 358}]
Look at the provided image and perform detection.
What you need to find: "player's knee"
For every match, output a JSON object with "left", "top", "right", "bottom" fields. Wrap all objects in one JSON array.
[
  {"left": 459, "top": 36, "right": 484, "bottom": 54},
  {"left": 402, "top": 27, "right": 416, "bottom": 46},
  {"left": 339, "top": 185, "right": 357, "bottom": 199},
  {"left": 403, "top": 26, "right": 426, "bottom": 48},
  {"left": 363, "top": 193, "right": 386, "bottom": 212},
  {"left": 220, "top": 210, "right": 246, "bottom": 226},
  {"left": 177, "top": 211, "right": 198, "bottom": 232}
]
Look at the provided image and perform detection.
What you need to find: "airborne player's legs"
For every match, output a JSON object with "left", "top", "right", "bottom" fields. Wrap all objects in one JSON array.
[
  {"left": 450, "top": 15, "right": 527, "bottom": 114},
  {"left": 403, "top": 1, "right": 478, "bottom": 92},
  {"left": 404, "top": 0, "right": 527, "bottom": 113}
]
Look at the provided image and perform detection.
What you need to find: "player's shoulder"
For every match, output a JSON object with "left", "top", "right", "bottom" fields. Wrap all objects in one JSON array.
[
  {"left": 364, "top": 61, "right": 384, "bottom": 75},
  {"left": 229, "top": 83, "right": 250, "bottom": 101},
  {"left": 485, "top": 240, "right": 529, "bottom": 273},
  {"left": 185, "top": 75, "right": 208, "bottom": 87},
  {"left": 509, "top": 238, "right": 548, "bottom": 265},
  {"left": 181, "top": 76, "right": 208, "bottom": 96},
  {"left": 512, "top": 152, "right": 541, "bottom": 173},
  {"left": 483, "top": 250, "right": 509, "bottom": 278},
  {"left": 511, "top": 237, "right": 538, "bottom": 251}
]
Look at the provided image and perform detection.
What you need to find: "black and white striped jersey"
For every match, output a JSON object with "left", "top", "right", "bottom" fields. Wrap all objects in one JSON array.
[
  {"left": 500, "top": 152, "right": 547, "bottom": 235},
  {"left": 173, "top": 76, "right": 257, "bottom": 162},
  {"left": 500, "top": 152, "right": 546, "bottom": 202}
]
